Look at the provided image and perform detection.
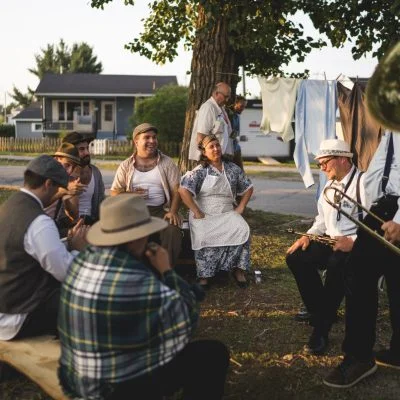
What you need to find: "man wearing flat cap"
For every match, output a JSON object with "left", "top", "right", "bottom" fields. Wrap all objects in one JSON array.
[
  {"left": 286, "top": 139, "right": 368, "bottom": 356},
  {"left": 111, "top": 123, "right": 182, "bottom": 266},
  {"left": 0, "top": 155, "right": 87, "bottom": 343},
  {"left": 62, "top": 131, "right": 105, "bottom": 224},
  {"left": 58, "top": 194, "right": 229, "bottom": 400}
]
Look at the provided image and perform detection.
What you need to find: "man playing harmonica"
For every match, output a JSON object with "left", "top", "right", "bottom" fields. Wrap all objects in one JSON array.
[{"left": 286, "top": 139, "right": 367, "bottom": 355}]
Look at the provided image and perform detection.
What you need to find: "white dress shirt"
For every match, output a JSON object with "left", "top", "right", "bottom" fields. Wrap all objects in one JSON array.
[
  {"left": 0, "top": 189, "right": 75, "bottom": 340},
  {"left": 308, "top": 166, "right": 367, "bottom": 241},
  {"left": 364, "top": 131, "right": 400, "bottom": 223}
]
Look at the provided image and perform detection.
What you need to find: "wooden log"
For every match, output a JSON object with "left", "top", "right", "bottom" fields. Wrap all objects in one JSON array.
[{"left": 0, "top": 335, "right": 70, "bottom": 400}]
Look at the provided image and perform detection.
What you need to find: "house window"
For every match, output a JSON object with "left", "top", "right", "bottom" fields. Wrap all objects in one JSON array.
[
  {"left": 104, "top": 104, "right": 113, "bottom": 121},
  {"left": 83, "top": 101, "right": 90, "bottom": 116},
  {"left": 58, "top": 102, "right": 65, "bottom": 121},
  {"left": 56, "top": 101, "right": 91, "bottom": 121},
  {"left": 66, "top": 102, "right": 81, "bottom": 121},
  {"left": 31, "top": 123, "right": 43, "bottom": 132}
]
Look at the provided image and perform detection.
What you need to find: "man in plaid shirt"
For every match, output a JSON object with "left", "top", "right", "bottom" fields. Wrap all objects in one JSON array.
[{"left": 58, "top": 194, "right": 229, "bottom": 400}]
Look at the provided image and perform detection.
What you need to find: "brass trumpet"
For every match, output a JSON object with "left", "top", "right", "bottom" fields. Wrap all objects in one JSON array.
[
  {"left": 286, "top": 228, "right": 337, "bottom": 247},
  {"left": 323, "top": 186, "right": 400, "bottom": 256}
]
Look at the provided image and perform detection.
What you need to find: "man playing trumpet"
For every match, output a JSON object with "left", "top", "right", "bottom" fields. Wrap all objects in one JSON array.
[{"left": 286, "top": 139, "right": 367, "bottom": 355}]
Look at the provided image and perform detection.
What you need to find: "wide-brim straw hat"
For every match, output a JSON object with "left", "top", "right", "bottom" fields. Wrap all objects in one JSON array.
[
  {"left": 87, "top": 194, "right": 168, "bottom": 246},
  {"left": 53, "top": 143, "right": 81, "bottom": 166},
  {"left": 315, "top": 139, "right": 353, "bottom": 160}
]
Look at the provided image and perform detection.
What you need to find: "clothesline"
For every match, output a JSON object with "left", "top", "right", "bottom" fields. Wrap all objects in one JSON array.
[{"left": 257, "top": 76, "right": 381, "bottom": 190}]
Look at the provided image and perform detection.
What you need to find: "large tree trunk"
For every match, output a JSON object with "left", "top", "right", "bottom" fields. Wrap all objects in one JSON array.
[{"left": 178, "top": 6, "right": 239, "bottom": 173}]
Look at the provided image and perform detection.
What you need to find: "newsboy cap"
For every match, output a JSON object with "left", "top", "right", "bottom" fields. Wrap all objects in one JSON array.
[
  {"left": 26, "top": 155, "right": 69, "bottom": 188},
  {"left": 62, "top": 131, "right": 94, "bottom": 145},
  {"left": 132, "top": 123, "right": 158, "bottom": 140}
]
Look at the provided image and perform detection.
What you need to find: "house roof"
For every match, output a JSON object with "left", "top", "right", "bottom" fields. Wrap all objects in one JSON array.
[
  {"left": 35, "top": 73, "right": 178, "bottom": 97},
  {"left": 13, "top": 102, "right": 42, "bottom": 120}
]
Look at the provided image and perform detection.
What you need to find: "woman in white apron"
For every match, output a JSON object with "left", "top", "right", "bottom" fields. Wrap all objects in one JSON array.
[{"left": 179, "top": 135, "right": 254, "bottom": 289}]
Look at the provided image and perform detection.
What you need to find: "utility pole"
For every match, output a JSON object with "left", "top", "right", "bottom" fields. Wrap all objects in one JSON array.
[
  {"left": 242, "top": 67, "right": 246, "bottom": 96},
  {"left": 3, "top": 92, "right": 6, "bottom": 123}
]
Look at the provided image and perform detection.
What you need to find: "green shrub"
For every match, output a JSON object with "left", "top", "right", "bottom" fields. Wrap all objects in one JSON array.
[{"left": 0, "top": 124, "right": 15, "bottom": 137}]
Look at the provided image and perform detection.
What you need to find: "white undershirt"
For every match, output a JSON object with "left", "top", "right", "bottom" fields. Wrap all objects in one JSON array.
[
  {"left": 0, "top": 189, "right": 76, "bottom": 340},
  {"left": 131, "top": 167, "right": 165, "bottom": 207},
  {"left": 79, "top": 171, "right": 94, "bottom": 216}
]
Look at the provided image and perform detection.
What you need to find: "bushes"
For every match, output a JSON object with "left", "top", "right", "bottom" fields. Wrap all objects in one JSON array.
[{"left": 0, "top": 124, "right": 15, "bottom": 137}]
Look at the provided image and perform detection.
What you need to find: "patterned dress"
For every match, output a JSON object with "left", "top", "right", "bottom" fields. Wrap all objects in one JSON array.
[{"left": 180, "top": 161, "right": 253, "bottom": 278}]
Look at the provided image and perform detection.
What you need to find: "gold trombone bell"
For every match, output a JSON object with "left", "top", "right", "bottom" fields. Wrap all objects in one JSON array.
[{"left": 323, "top": 186, "right": 400, "bottom": 256}]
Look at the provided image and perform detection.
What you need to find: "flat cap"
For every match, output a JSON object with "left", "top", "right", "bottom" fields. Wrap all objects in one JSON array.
[
  {"left": 26, "top": 155, "right": 69, "bottom": 189},
  {"left": 132, "top": 123, "right": 158, "bottom": 140},
  {"left": 62, "top": 131, "right": 94, "bottom": 145}
]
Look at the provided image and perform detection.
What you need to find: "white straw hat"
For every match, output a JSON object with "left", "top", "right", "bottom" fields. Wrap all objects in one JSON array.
[
  {"left": 315, "top": 139, "right": 353, "bottom": 160},
  {"left": 87, "top": 194, "right": 168, "bottom": 246}
]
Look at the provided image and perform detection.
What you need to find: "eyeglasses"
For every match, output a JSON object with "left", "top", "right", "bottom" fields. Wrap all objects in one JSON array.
[
  {"left": 316, "top": 156, "right": 336, "bottom": 169},
  {"left": 217, "top": 91, "right": 230, "bottom": 99}
]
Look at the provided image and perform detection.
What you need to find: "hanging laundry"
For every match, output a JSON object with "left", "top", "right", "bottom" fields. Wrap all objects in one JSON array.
[
  {"left": 294, "top": 80, "right": 338, "bottom": 188},
  {"left": 337, "top": 81, "right": 382, "bottom": 172},
  {"left": 258, "top": 77, "right": 301, "bottom": 142}
]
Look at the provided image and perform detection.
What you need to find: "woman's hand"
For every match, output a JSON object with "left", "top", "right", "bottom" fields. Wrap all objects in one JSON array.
[
  {"left": 234, "top": 204, "right": 245, "bottom": 214},
  {"left": 193, "top": 210, "right": 205, "bottom": 219}
]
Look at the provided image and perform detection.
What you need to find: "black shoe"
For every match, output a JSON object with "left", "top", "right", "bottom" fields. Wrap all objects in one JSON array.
[
  {"left": 214, "top": 271, "right": 229, "bottom": 286},
  {"left": 197, "top": 278, "right": 210, "bottom": 291},
  {"left": 294, "top": 310, "right": 313, "bottom": 322},
  {"left": 304, "top": 331, "right": 328, "bottom": 355},
  {"left": 323, "top": 356, "right": 377, "bottom": 388},
  {"left": 375, "top": 349, "right": 400, "bottom": 370},
  {"left": 232, "top": 270, "right": 248, "bottom": 288}
]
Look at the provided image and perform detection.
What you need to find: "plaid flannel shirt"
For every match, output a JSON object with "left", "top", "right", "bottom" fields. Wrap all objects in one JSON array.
[{"left": 58, "top": 245, "right": 199, "bottom": 399}]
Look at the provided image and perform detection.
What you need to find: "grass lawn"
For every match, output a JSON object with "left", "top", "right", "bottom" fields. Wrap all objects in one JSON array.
[{"left": 0, "top": 188, "right": 397, "bottom": 400}]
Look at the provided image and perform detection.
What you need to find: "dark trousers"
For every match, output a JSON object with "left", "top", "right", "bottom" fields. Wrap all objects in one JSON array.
[
  {"left": 286, "top": 242, "right": 349, "bottom": 335},
  {"left": 342, "top": 195, "right": 400, "bottom": 361},
  {"left": 106, "top": 340, "right": 230, "bottom": 400},
  {"left": 14, "top": 288, "right": 60, "bottom": 339},
  {"left": 148, "top": 206, "right": 182, "bottom": 266},
  {"left": 232, "top": 148, "right": 244, "bottom": 171}
]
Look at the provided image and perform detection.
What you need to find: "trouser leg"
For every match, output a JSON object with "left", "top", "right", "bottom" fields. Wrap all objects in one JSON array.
[
  {"left": 158, "top": 224, "right": 183, "bottom": 266},
  {"left": 107, "top": 340, "right": 230, "bottom": 400},
  {"left": 342, "top": 199, "right": 397, "bottom": 361},
  {"left": 286, "top": 242, "right": 332, "bottom": 321},
  {"left": 163, "top": 340, "right": 230, "bottom": 400},
  {"left": 14, "top": 288, "right": 60, "bottom": 339},
  {"left": 317, "top": 251, "right": 349, "bottom": 334},
  {"left": 385, "top": 256, "right": 400, "bottom": 356},
  {"left": 148, "top": 206, "right": 182, "bottom": 266},
  {"left": 233, "top": 149, "right": 244, "bottom": 170}
]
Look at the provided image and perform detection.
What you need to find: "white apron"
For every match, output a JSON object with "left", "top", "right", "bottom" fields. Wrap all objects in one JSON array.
[{"left": 189, "top": 167, "right": 250, "bottom": 250}]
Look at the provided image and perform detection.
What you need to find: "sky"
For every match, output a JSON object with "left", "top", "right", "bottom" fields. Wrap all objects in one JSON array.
[{"left": 0, "top": 0, "right": 379, "bottom": 106}]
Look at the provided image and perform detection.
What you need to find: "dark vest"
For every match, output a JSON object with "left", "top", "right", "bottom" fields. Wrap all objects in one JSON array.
[{"left": 0, "top": 191, "right": 58, "bottom": 314}]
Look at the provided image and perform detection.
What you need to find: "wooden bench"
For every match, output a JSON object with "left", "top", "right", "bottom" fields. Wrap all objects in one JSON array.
[{"left": 0, "top": 335, "right": 70, "bottom": 400}]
